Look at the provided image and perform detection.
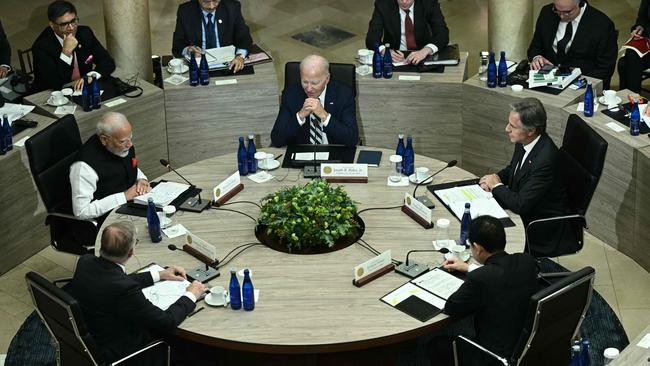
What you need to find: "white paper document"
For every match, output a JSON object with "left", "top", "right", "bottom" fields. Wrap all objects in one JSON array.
[
  {"left": 294, "top": 152, "right": 329, "bottom": 161},
  {"left": 381, "top": 282, "right": 446, "bottom": 310},
  {"left": 411, "top": 268, "right": 464, "bottom": 300},
  {"left": 201, "top": 45, "right": 236, "bottom": 68},
  {"left": 134, "top": 181, "right": 190, "bottom": 207},
  {"left": 141, "top": 265, "right": 191, "bottom": 311},
  {"left": 434, "top": 184, "right": 509, "bottom": 219},
  {"left": 0, "top": 103, "right": 35, "bottom": 121}
]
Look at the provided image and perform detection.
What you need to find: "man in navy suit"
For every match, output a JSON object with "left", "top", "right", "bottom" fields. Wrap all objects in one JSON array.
[
  {"left": 172, "top": 0, "right": 252, "bottom": 73},
  {"left": 271, "top": 55, "right": 358, "bottom": 147},
  {"left": 479, "top": 98, "right": 568, "bottom": 228}
]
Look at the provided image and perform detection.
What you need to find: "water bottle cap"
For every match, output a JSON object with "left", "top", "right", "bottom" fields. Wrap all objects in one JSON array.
[
  {"left": 398, "top": 133, "right": 404, "bottom": 138},
  {"left": 572, "top": 345, "right": 581, "bottom": 351},
  {"left": 603, "top": 348, "right": 619, "bottom": 359},
  {"left": 389, "top": 154, "right": 402, "bottom": 163},
  {"left": 230, "top": 268, "right": 237, "bottom": 274},
  {"left": 248, "top": 134, "right": 254, "bottom": 139},
  {"left": 500, "top": 51, "right": 505, "bottom": 56},
  {"left": 464, "top": 202, "right": 470, "bottom": 208},
  {"left": 384, "top": 43, "right": 390, "bottom": 48},
  {"left": 148, "top": 197, "right": 154, "bottom": 202},
  {"left": 239, "top": 136, "right": 244, "bottom": 141},
  {"left": 244, "top": 269, "right": 250, "bottom": 274}
]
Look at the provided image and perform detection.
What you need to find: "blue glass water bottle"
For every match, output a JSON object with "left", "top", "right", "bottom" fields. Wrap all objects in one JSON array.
[
  {"left": 569, "top": 344, "right": 581, "bottom": 366},
  {"left": 584, "top": 82, "right": 594, "bottom": 117},
  {"left": 199, "top": 50, "right": 210, "bottom": 86},
  {"left": 460, "top": 202, "right": 471, "bottom": 246},
  {"left": 189, "top": 51, "right": 199, "bottom": 87},
  {"left": 229, "top": 269, "right": 242, "bottom": 310},
  {"left": 242, "top": 269, "right": 254, "bottom": 311},
  {"left": 91, "top": 77, "right": 101, "bottom": 109},
  {"left": 630, "top": 101, "right": 640, "bottom": 136},
  {"left": 498, "top": 51, "right": 507, "bottom": 87},
  {"left": 3, "top": 114, "right": 12, "bottom": 152},
  {"left": 372, "top": 43, "right": 383, "bottom": 79},
  {"left": 403, "top": 136, "right": 414, "bottom": 176},
  {"left": 237, "top": 136, "right": 249, "bottom": 176},
  {"left": 382, "top": 43, "right": 393, "bottom": 79},
  {"left": 82, "top": 77, "right": 92, "bottom": 112},
  {"left": 579, "top": 338, "right": 591, "bottom": 366},
  {"left": 247, "top": 134, "right": 257, "bottom": 173},
  {"left": 487, "top": 52, "right": 497, "bottom": 88},
  {"left": 0, "top": 114, "right": 7, "bottom": 155},
  {"left": 396, "top": 133, "right": 405, "bottom": 157},
  {"left": 146, "top": 198, "right": 162, "bottom": 243}
]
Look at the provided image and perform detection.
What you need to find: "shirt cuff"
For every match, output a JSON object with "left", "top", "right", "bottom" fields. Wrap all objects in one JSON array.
[
  {"left": 322, "top": 113, "right": 331, "bottom": 127},
  {"left": 151, "top": 270, "right": 161, "bottom": 283},
  {"left": 236, "top": 48, "right": 248, "bottom": 57},
  {"left": 468, "top": 263, "right": 482, "bottom": 272},
  {"left": 531, "top": 55, "right": 544, "bottom": 62},
  {"left": 425, "top": 44, "right": 439, "bottom": 55},
  {"left": 492, "top": 183, "right": 504, "bottom": 189},
  {"left": 60, "top": 52, "right": 73, "bottom": 65},
  {"left": 296, "top": 112, "right": 306, "bottom": 126},
  {"left": 184, "top": 291, "right": 197, "bottom": 303},
  {"left": 0, "top": 64, "right": 11, "bottom": 71}
]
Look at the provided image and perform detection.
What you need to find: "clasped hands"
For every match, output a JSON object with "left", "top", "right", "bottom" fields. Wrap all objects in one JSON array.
[
  {"left": 390, "top": 47, "right": 432, "bottom": 65},
  {"left": 159, "top": 265, "right": 207, "bottom": 299},
  {"left": 124, "top": 179, "right": 151, "bottom": 200},
  {"left": 298, "top": 98, "right": 328, "bottom": 122},
  {"left": 479, "top": 173, "right": 501, "bottom": 192}
]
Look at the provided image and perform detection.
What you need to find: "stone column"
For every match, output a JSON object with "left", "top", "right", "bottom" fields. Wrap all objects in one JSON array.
[
  {"left": 102, "top": 0, "right": 153, "bottom": 82},
  {"left": 488, "top": 0, "right": 534, "bottom": 61}
]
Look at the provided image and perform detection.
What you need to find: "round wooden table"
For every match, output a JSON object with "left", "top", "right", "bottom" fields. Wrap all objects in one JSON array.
[{"left": 99, "top": 147, "right": 525, "bottom": 364}]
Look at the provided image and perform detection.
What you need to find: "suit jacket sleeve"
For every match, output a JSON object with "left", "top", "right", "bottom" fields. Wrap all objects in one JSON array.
[
  {"left": 172, "top": 5, "right": 188, "bottom": 58},
  {"left": 426, "top": 0, "right": 449, "bottom": 50},
  {"left": 271, "top": 88, "right": 304, "bottom": 147},
  {"left": 127, "top": 272, "right": 155, "bottom": 288},
  {"left": 491, "top": 153, "right": 555, "bottom": 216},
  {"left": 527, "top": 8, "right": 546, "bottom": 61},
  {"left": 323, "top": 88, "right": 359, "bottom": 147},
  {"left": 366, "top": 1, "right": 385, "bottom": 49},
  {"left": 229, "top": 1, "right": 253, "bottom": 52},
  {"left": 589, "top": 18, "right": 617, "bottom": 83},
  {"left": 444, "top": 273, "right": 483, "bottom": 317},
  {"left": 0, "top": 21, "right": 10, "bottom": 66},
  {"left": 635, "top": 0, "right": 650, "bottom": 33}
]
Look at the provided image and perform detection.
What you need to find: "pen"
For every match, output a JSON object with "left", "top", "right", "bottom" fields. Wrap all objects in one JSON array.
[
  {"left": 275, "top": 154, "right": 283, "bottom": 161},
  {"left": 188, "top": 306, "right": 204, "bottom": 317}
]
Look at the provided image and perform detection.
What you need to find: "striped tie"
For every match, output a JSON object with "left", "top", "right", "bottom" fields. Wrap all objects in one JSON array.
[{"left": 309, "top": 114, "right": 323, "bottom": 144}]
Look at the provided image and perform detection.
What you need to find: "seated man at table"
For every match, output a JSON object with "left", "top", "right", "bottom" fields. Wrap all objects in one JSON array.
[
  {"left": 527, "top": 0, "right": 617, "bottom": 88},
  {"left": 365, "top": 0, "right": 449, "bottom": 65},
  {"left": 32, "top": 1, "right": 115, "bottom": 92},
  {"left": 70, "top": 112, "right": 150, "bottom": 224},
  {"left": 479, "top": 98, "right": 568, "bottom": 229},
  {"left": 435, "top": 215, "right": 538, "bottom": 365},
  {"left": 271, "top": 55, "right": 358, "bottom": 147},
  {"left": 66, "top": 221, "right": 207, "bottom": 364},
  {"left": 172, "top": 0, "right": 253, "bottom": 73},
  {"left": 0, "top": 19, "right": 11, "bottom": 78},
  {"left": 618, "top": 0, "right": 650, "bottom": 93}
]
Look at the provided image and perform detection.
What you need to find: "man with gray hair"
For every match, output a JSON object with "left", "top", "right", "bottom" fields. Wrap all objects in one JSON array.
[
  {"left": 70, "top": 112, "right": 150, "bottom": 223},
  {"left": 271, "top": 54, "right": 358, "bottom": 147},
  {"left": 479, "top": 97, "right": 568, "bottom": 227},
  {"left": 67, "top": 221, "right": 206, "bottom": 364}
]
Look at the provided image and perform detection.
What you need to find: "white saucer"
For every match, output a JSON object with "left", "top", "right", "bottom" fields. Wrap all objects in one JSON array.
[
  {"left": 205, "top": 289, "right": 229, "bottom": 307},
  {"left": 598, "top": 96, "right": 622, "bottom": 106},
  {"left": 167, "top": 65, "right": 189, "bottom": 74},
  {"left": 258, "top": 159, "right": 280, "bottom": 170},
  {"left": 408, "top": 173, "right": 432, "bottom": 185},
  {"left": 47, "top": 97, "right": 69, "bottom": 106}
]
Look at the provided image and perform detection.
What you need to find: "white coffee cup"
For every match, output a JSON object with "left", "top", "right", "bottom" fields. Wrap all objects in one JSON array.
[
  {"left": 206, "top": 285, "right": 227, "bottom": 306},
  {"left": 168, "top": 58, "right": 184, "bottom": 74},
  {"left": 61, "top": 88, "right": 73, "bottom": 96},
  {"left": 416, "top": 167, "right": 430, "bottom": 182},
  {"left": 603, "top": 90, "right": 618, "bottom": 106},
  {"left": 358, "top": 49, "right": 374, "bottom": 65},
  {"left": 50, "top": 91, "right": 66, "bottom": 104},
  {"left": 264, "top": 153, "right": 275, "bottom": 168}
]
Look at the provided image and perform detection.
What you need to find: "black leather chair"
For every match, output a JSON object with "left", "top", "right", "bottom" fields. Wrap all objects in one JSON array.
[
  {"left": 453, "top": 266, "right": 595, "bottom": 366},
  {"left": 25, "top": 114, "right": 97, "bottom": 255},
  {"left": 525, "top": 114, "right": 608, "bottom": 261},
  {"left": 26, "top": 271, "right": 170, "bottom": 366},
  {"left": 284, "top": 61, "right": 357, "bottom": 96}
]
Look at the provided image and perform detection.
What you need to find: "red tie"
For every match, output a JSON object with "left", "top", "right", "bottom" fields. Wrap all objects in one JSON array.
[
  {"left": 71, "top": 52, "right": 81, "bottom": 81},
  {"left": 404, "top": 9, "right": 417, "bottom": 50}
]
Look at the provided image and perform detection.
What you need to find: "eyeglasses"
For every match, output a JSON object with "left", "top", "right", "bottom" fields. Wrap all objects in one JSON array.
[
  {"left": 55, "top": 17, "right": 79, "bottom": 28},
  {"left": 552, "top": 5, "right": 577, "bottom": 17}
]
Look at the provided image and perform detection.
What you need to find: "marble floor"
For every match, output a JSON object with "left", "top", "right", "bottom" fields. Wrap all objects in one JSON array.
[{"left": 1, "top": 0, "right": 649, "bottom": 356}]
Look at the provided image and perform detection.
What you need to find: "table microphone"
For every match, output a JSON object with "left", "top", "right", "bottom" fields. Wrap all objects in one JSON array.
[
  {"left": 395, "top": 248, "right": 450, "bottom": 278},
  {"left": 167, "top": 244, "right": 184, "bottom": 252},
  {"left": 412, "top": 160, "right": 458, "bottom": 208},
  {"left": 160, "top": 159, "right": 212, "bottom": 213}
]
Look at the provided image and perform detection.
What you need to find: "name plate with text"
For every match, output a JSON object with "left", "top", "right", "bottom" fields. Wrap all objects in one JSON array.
[
  {"left": 353, "top": 250, "right": 394, "bottom": 287},
  {"left": 213, "top": 171, "right": 244, "bottom": 205},
  {"left": 402, "top": 193, "right": 433, "bottom": 229},
  {"left": 184, "top": 232, "right": 218, "bottom": 265},
  {"left": 321, "top": 163, "right": 368, "bottom": 183}
]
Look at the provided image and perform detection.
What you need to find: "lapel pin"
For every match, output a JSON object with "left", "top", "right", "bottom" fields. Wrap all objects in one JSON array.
[
  {"left": 218, "top": 19, "right": 223, "bottom": 24},
  {"left": 329, "top": 101, "right": 334, "bottom": 105}
]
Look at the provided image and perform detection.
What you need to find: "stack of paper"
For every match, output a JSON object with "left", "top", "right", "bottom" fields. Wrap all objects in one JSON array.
[
  {"left": 141, "top": 264, "right": 190, "bottom": 310},
  {"left": 134, "top": 181, "right": 190, "bottom": 207},
  {"left": 434, "top": 184, "right": 509, "bottom": 220},
  {"left": 0, "top": 103, "right": 35, "bottom": 122}
]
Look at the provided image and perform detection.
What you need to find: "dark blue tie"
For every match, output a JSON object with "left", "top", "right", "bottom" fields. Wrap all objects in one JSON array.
[{"left": 205, "top": 13, "right": 216, "bottom": 49}]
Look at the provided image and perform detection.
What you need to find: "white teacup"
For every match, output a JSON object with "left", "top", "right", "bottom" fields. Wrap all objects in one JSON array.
[
  {"left": 168, "top": 58, "right": 185, "bottom": 74},
  {"left": 416, "top": 167, "right": 430, "bottom": 182},
  {"left": 603, "top": 90, "right": 618, "bottom": 106},
  {"left": 205, "top": 286, "right": 228, "bottom": 306},
  {"left": 49, "top": 90, "right": 66, "bottom": 104},
  {"left": 358, "top": 49, "right": 374, "bottom": 65},
  {"left": 61, "top": 88, "right": 73, "bottom": 96},
  {"left": 264, "top": 153, "right": 275, "bottom": 168}
]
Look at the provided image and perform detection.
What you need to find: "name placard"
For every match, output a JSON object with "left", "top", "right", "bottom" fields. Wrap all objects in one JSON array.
[
  {"left": 213, "top": 171, "right": 244, "bottom": 205},
  {"left": 184, "top": 232, "right": 218, "bottom": 265},
  {"left": 321, "top": 163, "right": 368, "bottom": 183},
  {"left": 402, "top": 193, "right": 433, "bottom": 229},
  {"left": 353, "top": 250, "right": 394, "bottom": 287}
]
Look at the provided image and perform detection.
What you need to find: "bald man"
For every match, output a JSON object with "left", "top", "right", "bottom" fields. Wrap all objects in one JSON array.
[
  {"left": 70, "top": 112, "right": 150, "bottom": 223},
  {"left": 271, "top": 55, "right": 358, "bottom": 147},
  {"left": 527, "top": 0, "right": 617, "bottom": 88}
]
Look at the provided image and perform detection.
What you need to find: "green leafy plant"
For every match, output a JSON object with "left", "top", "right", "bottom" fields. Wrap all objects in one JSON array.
[{"left": 258, "top": 179, "right": 359, "bottom": 251}]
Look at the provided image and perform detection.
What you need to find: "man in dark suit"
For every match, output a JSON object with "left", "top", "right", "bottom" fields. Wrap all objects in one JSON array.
[
  {"left": 479, "top": 98, "right": 568, "bottom": 228},
  {"left": 527, "top": 0, "right": 617, "bottom": 88},
  {"left": 271, "top": 55, "right": 358, "bottom": 147},
  {"left": 172, "top": 0, "right": 253, "bottom": 73},
  {"left": 618, "top": 0, "right": 650, "bottom": 93},
  {"left": 0, "top": 19, "right": 11, "bottom": 78},
  {"left": 439, "top": 215, "right": 539, "bottom": 364},
  {"left": 66, "top": 221, "right": 207, "bottom": 364},
  {"left": 32, "top": 1, "right": 115, "bottom": 92},
  {"left": 366, "top": 0, "right": 449, "bottom": 65}
]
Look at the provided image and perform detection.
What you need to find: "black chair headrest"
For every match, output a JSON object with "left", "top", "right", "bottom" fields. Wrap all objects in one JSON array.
[{"left": 284, "top": 61, "right": 357, "bottom": 96}]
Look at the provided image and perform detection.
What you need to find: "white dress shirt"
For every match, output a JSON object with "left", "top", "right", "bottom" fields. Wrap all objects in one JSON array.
[
  {"left": 54, "top": 32, "right": 101, "bottom": 80},
  {"left": 69, "top": 161, "right": 146, "bottom": 220},
  {"left": 181, "top": 10, "right": 248, "bottom": 58},
  {"left": 116, "top": 262, "right": 196, "bottom": 303},
  {"left": 295, "top": 85, "right": 332, "bottom": 144},
  {"left": 378, "top": 4, "right": 439, "bottom": 54},
  {"left": 552, "top": 3, "right": 587, "bottom": 55}
]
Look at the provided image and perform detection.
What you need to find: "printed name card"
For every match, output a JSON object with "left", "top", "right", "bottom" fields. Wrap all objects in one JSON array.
[
  {"left": 321, "top": 163, "right": 368, "bottom": 183},
  {"left": 402, "top": 193, "right": 433, "bottom": 229},
  {"left": 213, "top": 171, "right": 243, "bottom": 205},
  {"left": 185, "top": 232, "right": 217, "bottom": 263},
  {"left": 353, "top": 250, "right": 394, "bottom": 287}
]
